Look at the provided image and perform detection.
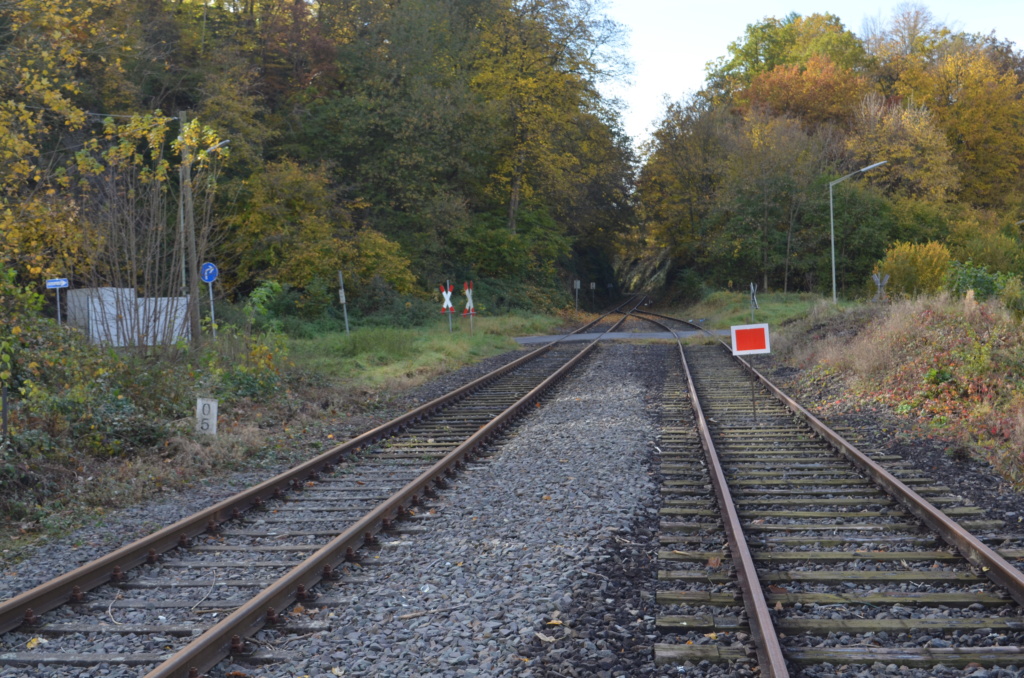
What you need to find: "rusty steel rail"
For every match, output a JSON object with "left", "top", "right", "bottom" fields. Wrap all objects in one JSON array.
[
  {"left": 637, "top": 308, "right": 1024, "bottom": 610},
  {"left": 642, "top": 313, "right": 790, "bottom": 678},
  {"left": 740, "top": 356, "right": 1024, "bottom": 608},
  {"left": 0, "top": 299, "right": 641, "bottom": 677},
  {"left": 0, "top": 301, "right": 635, "bottom": 638},
  {"left": 144, "top": 302, "right": 639, "bottom": 678}
]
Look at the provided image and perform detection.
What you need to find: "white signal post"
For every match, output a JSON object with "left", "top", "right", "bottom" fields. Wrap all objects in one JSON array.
[
  {"left": 462, "top": 281, "right": 476, "bottom": 335},
  {"left": 338, "top": 270, "right": 350, "bottom": 335},
  {"left": 440, "top": 281, "right": 455, "bottom": 333}
]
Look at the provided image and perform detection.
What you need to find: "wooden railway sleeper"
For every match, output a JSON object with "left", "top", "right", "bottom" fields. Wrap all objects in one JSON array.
[{"left": 0, "top": 301, "right": 642, "bottom": 675}]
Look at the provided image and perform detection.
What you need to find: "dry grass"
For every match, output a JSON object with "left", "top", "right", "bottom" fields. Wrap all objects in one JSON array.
[{"left": 776, "top": 293, "right": 1024, "bottom": 487}]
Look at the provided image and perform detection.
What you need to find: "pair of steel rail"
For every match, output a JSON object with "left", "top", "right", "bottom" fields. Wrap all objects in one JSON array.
[
  {"left": 0, "top": 300, "right": 642, "bottom": 678},
  {"left": 637, "top": 309, "right": 1024, "bottom": 678}
]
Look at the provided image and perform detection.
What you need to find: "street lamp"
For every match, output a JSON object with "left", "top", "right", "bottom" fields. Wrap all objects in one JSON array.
[{"left": 829, "top": 160, "right": 887, "bottom": 303}]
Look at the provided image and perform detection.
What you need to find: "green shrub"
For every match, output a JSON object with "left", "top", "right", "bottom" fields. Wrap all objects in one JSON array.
[
  {"left": 350, "top": 276, "right": 436, "bottom": 328},
  {"left": 668, "top": 269, "right": 707, "bottom": 306},
  {"left": 946, "top": 260, "right": 1008, "bottom": 301}
]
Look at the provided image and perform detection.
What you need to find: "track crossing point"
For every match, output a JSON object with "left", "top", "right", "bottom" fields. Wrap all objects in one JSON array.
[
  {"left": 440, "top": 282, "right": 455, "bottom": 314},
  {"left": 730, "top": 323, "right": 771, "bottom": 356}
]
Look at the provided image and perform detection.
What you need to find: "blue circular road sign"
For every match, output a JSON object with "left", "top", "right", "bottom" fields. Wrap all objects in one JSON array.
[{"left": 200, "top": 262, "right": 219, "bottom": 283}]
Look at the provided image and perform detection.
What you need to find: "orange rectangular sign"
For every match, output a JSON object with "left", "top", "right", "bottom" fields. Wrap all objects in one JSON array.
[{"left": 730, "top": 323, "right": 770, "bottom": 356}]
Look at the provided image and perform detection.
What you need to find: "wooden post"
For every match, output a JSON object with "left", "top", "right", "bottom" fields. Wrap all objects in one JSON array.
[{"left": 2, "top": 384, "right": 8, "bottom": 444}]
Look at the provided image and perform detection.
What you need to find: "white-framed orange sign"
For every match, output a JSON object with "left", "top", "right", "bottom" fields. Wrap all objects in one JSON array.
[{"left": 730, "top": 323, "right": 770, "bottom": 356}]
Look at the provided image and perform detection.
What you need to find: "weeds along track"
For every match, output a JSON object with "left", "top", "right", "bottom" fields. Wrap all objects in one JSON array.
[
  {"left": 0, "top": 300, "right": 642, "bottom": 678},
  {"left": 641, "top": 311, "right": 1024, "bottom": 677}
]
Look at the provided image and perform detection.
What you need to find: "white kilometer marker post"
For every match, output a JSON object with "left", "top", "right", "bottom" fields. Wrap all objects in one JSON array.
[{"left": 196, "top": 397, "right": 218, "bottom": 436}]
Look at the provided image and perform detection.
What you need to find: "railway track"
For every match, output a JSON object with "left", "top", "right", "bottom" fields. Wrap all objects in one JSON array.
[
  {"left": 640, "top": 311, "right": 1024, "bottom": 676},
  {"left": 0, "top": 300, "right": 643, "bottom": 678}
]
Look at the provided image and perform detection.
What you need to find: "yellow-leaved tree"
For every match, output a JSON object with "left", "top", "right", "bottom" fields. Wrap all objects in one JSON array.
[
  {"left": 225, "top": 160, "right": 416, "bottom": 294},
  {"left": 897, "top": 46, "right": 1024, "bottom": 208},
  {"left": 0, "top": 0, "right": 129, "bottom": 280},
  {"left": 876, "top": 241, "right": 951, "bottom": 297}
]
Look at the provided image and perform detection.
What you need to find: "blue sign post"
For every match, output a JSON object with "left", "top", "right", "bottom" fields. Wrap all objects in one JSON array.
[
  {"left": 45, "top": 278, "right": 69, "bottom": 325},
  {"left": 200, "top": 263, "right": 219, "bottom": 339}
]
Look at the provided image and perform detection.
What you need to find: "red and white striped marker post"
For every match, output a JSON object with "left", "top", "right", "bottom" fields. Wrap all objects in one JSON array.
[
  {"left": 730, "top": 323, "right": 771, "bottom": 422},
  {"left": 440, "top": 281, "right": 455, "bottom": 333},
  {"left": 462, "top": 281, "right": 476, "bottom": 335}
]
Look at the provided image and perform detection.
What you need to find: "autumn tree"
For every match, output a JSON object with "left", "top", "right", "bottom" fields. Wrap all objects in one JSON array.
[
  {"left": 846, "top": 93, "right": 958, "bottom": 201},
  {"left": 224, "top": 159, "right": 416, "bottom": 296},
  {"left": 0, "top": 0, "right": 129, "bottom": 281},
  {"left": 747, "top": 55, "right": 869, "bottom": 126},
  {"left": 897, "top": 45, "right": 1024, "bottom": 208},
  {"left": 473, "top": 0, "right": 626, "bottom": 233},
  {"left": 705, "top": 12, "right": 866, "bottom": 102},
  {"left": 637, "top": 97, "right": 731, "bottom": 267}
]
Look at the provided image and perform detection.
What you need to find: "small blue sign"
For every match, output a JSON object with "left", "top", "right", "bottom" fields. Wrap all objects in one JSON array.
[
  {"left": 200, "top": 262, "right": 219, "bottom": 284},
  {"left": 45, "top": 278, "right": 69, "bottom": 289}
]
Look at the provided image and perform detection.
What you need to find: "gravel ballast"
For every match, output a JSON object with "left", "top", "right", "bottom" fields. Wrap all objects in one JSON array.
[
  {"left": 214, "top": 341, "right": 665, "bottom": 678},
  {"left": 0, "top": 342, "right": 669, "bottom": 677}
]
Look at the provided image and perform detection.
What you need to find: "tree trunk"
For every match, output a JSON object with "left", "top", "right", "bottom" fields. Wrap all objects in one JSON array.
[
  {"left": 507, "top": 167, "right": 522, "bottom": 234},
  {"left": 180, "top": 112, "right": 201, "bottom": 346}
]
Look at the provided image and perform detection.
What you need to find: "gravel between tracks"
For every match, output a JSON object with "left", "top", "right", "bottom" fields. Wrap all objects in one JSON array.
[
  {"left": 0, "top": 342, "right": 670, "bottom": 678},
  {"left": 213, "top": 341, "right": 666, "bottom": 678}
]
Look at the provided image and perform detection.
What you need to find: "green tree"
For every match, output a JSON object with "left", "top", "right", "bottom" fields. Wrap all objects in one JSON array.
[{"left": 705, "top": 12, "right": 866, "bottom": 102}]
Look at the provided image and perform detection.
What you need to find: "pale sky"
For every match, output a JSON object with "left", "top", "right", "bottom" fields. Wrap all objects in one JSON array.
[{"left": 597, "top": 0, "right": 1024, "bottom": 148}]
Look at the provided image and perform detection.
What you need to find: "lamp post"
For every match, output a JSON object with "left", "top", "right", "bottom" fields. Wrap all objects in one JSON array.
[{"left": 829, "top": 160, "right": 887, "bottom": 303}]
